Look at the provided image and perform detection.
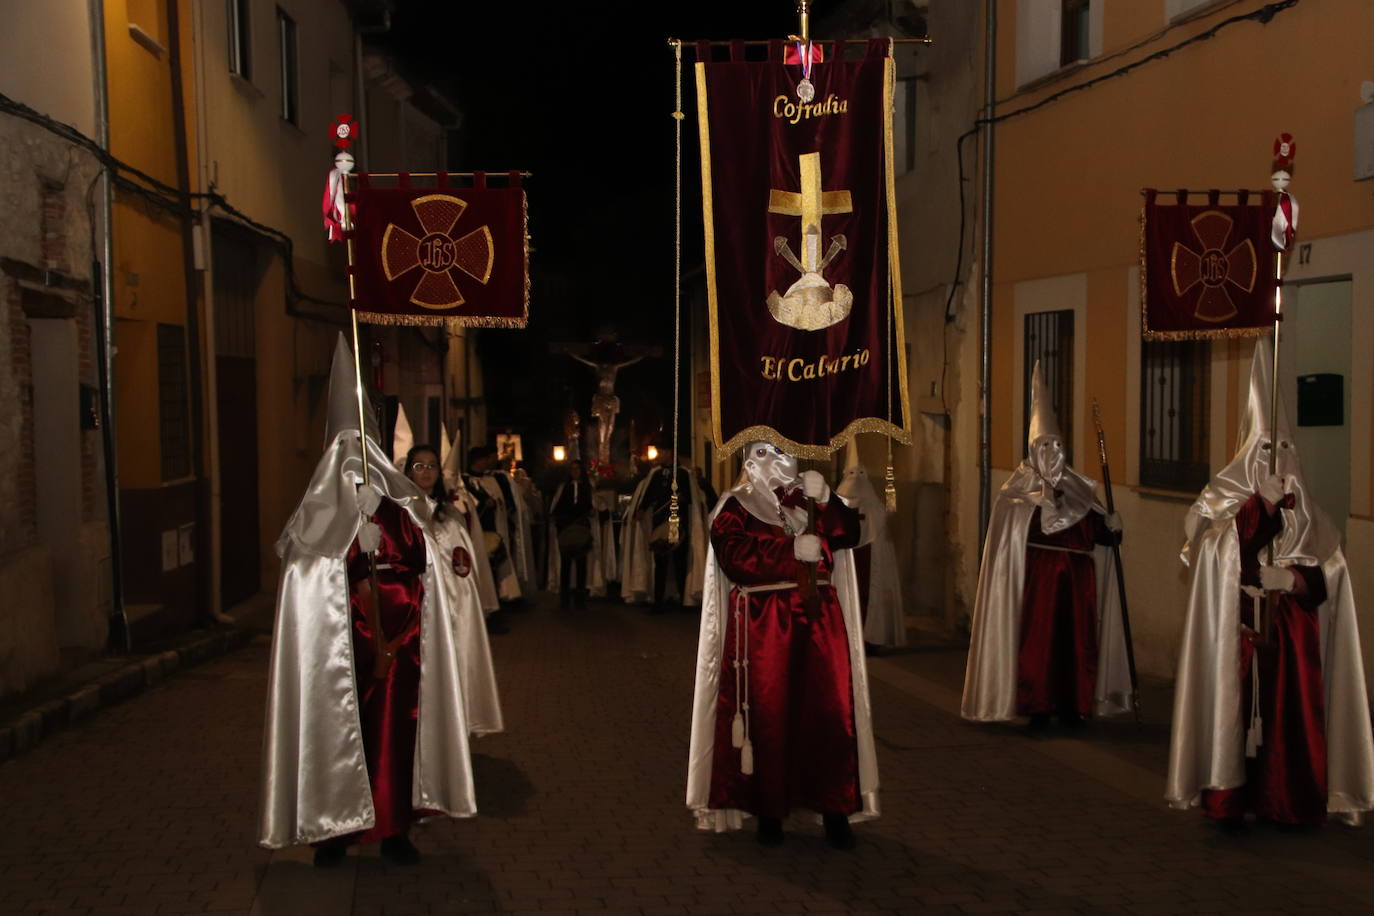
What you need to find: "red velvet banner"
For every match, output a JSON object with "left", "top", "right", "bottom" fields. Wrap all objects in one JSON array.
[
  {"left": 347, "top": 172, "right": 528, "bottom": 327},
  {"left": 1141, "top": 189, "right": 1277, "bottom": 340},
  {"left": 695, "top": 40, "right": 911, "bottom": 458}
]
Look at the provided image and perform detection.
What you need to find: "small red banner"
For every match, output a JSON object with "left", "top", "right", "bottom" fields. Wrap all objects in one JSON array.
[
  {"left": 1141, "top": 189, "right": 1277, "bottom": 340},
  {"left": 348, "top": 172, "right": 528, "bottom": 327}
]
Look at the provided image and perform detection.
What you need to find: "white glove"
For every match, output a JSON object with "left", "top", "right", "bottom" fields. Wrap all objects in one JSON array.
[
  {"left": 357, "top": 521, "right": 382, "bottom": 553},
  {"left": 801, "top": 470, "right": 831, "bottom": 503},
  {"left": 793, "top": 533, "right": 822, "bottom": 563},
  {"left": 1259, "top": 564, "right": 1295, "bottom": 593},
  {"left": 1105, "top": 511, "right": 1123, "bottom": 533},
  {"left": 356, "top": 483, "right": 382, "bottom": 517},
  {"left": 1258, "top": 474, "right": 1286, "bottom": 506}
]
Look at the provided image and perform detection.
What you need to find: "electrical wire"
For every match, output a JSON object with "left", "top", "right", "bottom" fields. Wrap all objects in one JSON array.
[{"left": 939, "top": 0, "right": 1299, "bottom": 416}]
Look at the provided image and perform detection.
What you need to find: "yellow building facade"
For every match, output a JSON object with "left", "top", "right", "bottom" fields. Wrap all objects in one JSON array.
[{"left": 979, "top": 0, "right": 1374, "bottom": 681}]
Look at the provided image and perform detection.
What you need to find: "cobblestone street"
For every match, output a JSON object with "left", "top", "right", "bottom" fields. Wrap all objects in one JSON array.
[{"left": 4, "top": 594, "right": 1374, "bottom": 915}]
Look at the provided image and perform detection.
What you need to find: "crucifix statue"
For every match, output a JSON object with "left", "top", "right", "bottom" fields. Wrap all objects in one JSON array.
[
  {"left": 555, "top": 327, "right": 661, "bottom": 466},
  {"left": 766, "top": 150, "right": 854, "bottom": 331}
]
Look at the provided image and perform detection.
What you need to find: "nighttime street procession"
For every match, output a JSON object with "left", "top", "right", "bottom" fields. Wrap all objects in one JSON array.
[{"left": 5, "top": 0, "right": 1374, "bottom": 913}]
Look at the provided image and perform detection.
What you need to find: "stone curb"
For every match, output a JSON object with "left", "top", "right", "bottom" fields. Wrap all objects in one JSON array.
[{"left": 0, "top": 626, "right": 253, "bottom": 764}]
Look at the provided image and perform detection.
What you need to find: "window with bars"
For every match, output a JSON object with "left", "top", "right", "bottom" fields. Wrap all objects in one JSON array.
[
  {"left": 277, "top": 8, "right": 298, "bottom": 125},
  {"left": 227, "top": 0, "right": 250, "bottom": 80},
  {"left": 1060, "top": 0, "right": 1092, "bottom": 66},
  {"left": 1139, "top": 340, "right": 1210, "bottom": 491},
  {"left": 1023, "top": 309, "right": 1074, "bottom": 460},
  {"left": 158, "top": 323, "right": 191, "bottom": 481}
]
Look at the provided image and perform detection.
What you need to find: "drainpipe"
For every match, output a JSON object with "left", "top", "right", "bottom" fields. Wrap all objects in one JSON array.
[
  {"left": 190, "top": 0, "right": 234, "bottom": 624},
  {"left": 89, "top": 0, "right": 128, "bottom": 652},
  {"left": 978, "top": 0, "right": 996, "bottom": 547}
]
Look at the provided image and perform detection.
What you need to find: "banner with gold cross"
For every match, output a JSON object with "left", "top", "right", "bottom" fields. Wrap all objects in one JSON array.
[
  {"left": 1140, "top": 189, "right": 1278, "bottom": 340},
  {"left": 347, "top": 171, "right": 529, "bottom": 327},
  {"left": 694, "top": 39, "right": 911, "bottom": 457}
]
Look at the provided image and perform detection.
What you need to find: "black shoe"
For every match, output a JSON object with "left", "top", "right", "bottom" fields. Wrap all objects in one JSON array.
[
  {"left": 1216, "top": 817, "right": 1249, "bottom": 835},
  {"left": 574, "top": 590, "right": 587, "bottom": 609},
  {"left": 756, "top": 817, "right": 784, "bottom": 847},
  {"left": 1060, "top": 712, "right": 1087, "bottom": 729},
  {"left": 485, "top": 613, "right": 510, "bottom": 635},
  {"left": 823, "top": 814, "right": 856, "bottom": 851},
  {"left": 1027, "top": 713, "right": 1052, "bottom": 733},
  {"left": 380, "top": 834, "right": 421, "bottom": 866},
  {"left": 313, "top": 846, "right": 346, "bottom": 868}
]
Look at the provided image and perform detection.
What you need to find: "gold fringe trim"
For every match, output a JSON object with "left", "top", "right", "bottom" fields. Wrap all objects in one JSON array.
[
  {"left": 1139, "top": 198, "right": 1272, "bottom": 342},
  {"left": 353, "top": 311, "right": 528, "bottom": 329},
  {"left": 715, "top": 417, "right": 912, "bottom": 462}
]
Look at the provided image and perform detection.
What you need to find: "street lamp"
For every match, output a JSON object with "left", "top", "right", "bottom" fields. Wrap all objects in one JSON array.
[
  {"left": 553, "top": 445, "right": 567, "bottom": 462},
  {"left": 646, "top": 445, "right": 659, "bottom": 461}
]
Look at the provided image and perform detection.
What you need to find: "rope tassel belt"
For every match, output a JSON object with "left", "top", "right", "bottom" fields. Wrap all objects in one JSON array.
[{"left": 730, "top": 579, "right": 830, "bottom": 776}]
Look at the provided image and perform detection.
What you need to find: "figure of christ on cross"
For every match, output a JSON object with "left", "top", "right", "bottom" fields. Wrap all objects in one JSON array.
[{"left": 766, "top": 151, "right": 854, "bottom": 331}]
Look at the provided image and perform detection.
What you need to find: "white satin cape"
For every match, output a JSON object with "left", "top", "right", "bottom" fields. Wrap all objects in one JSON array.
[
  {"left": 1164, "top": 517, "right": 1374, "bottom": 818},
  {"left": 258, "top": 431, "right": 478, "bottom": 848},
  {"left": 428, "top": 508, "right": 505, "bottom": 737},
  {"left": 960, "top": 467, "right": 1133, "bottom": 722},
  {"left": 619, "top": 469, "right": 707, "bottom": 605},
  {"left": 685, "top": 488, "right": 880, "bottom": 831},
  {"left": 473, "top": 474, "right": 523, "bottom": 602},
  {"left": 836, "top": 466, "right": 906, "bottom": 648},
  {"left": 440, "top": 489, "right": 500, "bottom": 613}
]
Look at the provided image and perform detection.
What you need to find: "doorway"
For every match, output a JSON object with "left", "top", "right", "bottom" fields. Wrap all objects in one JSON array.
[{"left": 1281, "top": 278, "right": 1352, "bottom": 541}]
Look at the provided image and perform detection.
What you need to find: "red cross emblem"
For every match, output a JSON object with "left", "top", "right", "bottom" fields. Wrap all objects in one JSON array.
[
  {"left": 381, "top": 195, "right": 494, "bottom": 309},
  {"left": 1170, "top": 210, "right": 1257, "bottom": 323}
]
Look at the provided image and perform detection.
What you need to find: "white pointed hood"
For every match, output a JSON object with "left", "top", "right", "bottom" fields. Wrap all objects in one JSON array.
[
  {"left": 1183, "top": 339, "right": 1338, "bottom": 566},
  {"left": 277, "top": 333, "right": 429, "bottom": 559},
  {"left": 392, "top": 402, "right": 414, "bottom": 469},
  {"left": 442, "top": 424, "right": 464, "bottom": 492},
  {"left": 996, "top": 361, "right": 1099, "bottom": 533}
]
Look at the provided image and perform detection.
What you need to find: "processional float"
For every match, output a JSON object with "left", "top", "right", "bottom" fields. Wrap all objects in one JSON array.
[
  {"left": 321, "top": 113, "right": 530, "bottom": 676},
  {"left": 661, "top": 1, "right": 925, "bottom": 556}
]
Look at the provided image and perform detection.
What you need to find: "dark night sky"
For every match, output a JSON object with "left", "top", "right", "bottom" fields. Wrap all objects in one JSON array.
[{"left": 376, "top": 1, "right": 848, "bottom": 463}]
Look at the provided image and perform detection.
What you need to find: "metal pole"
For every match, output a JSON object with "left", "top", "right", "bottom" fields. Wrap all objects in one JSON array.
[
  {"left": 89, "top": 0, "right": 128, "bottom": 652},
  {"left": 978, "top": 0, "right": 997, "bottom": 546}
]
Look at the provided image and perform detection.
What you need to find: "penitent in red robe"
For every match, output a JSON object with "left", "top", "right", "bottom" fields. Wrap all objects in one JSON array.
[
  {"left": 1202, "top": 492, "right": 1328, "bottom": 825},
  {"left": 1016, "top": 507, "right": 1114, "bottom": 718},
  {"left": 324, "top": 498, "right": 429, "bottom": 846},
  {"left": 707, "top": 493, "right": 862, "bottom": 819}
]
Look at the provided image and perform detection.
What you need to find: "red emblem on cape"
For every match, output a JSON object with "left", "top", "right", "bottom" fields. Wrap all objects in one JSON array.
[
  {"left": 333, "top": 114, "right": 359, "bottom": 149},
  {"left": 452, "top": 545, "right": 472, "bottom": 578}
]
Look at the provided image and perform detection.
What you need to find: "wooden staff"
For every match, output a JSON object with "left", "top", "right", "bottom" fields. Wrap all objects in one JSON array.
[
  {"left": 1260, "top": 249, "right": 1285, "bottom": 646},
  {"left": 1092, "top": 401, "right": 1141, "bottom": 722}
]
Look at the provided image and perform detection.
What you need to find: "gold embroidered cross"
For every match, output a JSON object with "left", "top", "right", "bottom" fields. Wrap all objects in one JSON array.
[{"left": 767, "top": 152, "right": 852, "bottom": 272}]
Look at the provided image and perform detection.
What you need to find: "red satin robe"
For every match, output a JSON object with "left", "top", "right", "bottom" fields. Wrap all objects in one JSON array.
[
  {"left": 325, "top": 498, "right": 429, "bottom": 846},
  {"left": 707, "top": 494, "right": 863, "bottom": 819},
  {"left": 1203, "top": 492, "right": 1328, "bottom": 825},
  {"left": 1016, "top": 507, "right": 1113, "bottom": 718}
]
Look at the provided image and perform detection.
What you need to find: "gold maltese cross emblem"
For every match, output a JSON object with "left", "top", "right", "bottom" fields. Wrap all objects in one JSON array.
[
  {"left": 767, "top": 152, "right": 853, "bottom": 331},
  {"left": 1170, "top": 210, "right": 1258, "bottom": 323},
  {"left": 381, "top": 194, "right": 494, "bottom": 309}
]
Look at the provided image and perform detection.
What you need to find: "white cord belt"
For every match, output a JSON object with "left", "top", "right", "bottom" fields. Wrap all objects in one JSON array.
[
  {"left": 729, "top": 579, "right": 831, "bottom": 776},
  {"left": 1026, "top": 542, "right": 1094, "bottom": 556},
  {"left": 1241, "top": 584, "right": 1265, "bottom": 758}
]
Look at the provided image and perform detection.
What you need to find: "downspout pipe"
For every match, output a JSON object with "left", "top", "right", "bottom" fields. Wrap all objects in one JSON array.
[
  {"left": 189, "top": 0, "right": 234, "bottom": 625},
  {"left": 167, "top": 0, "right": 216, "bottom": 630},
  {"left": 89, "top": 0, "right": 129, "bottom": 652},
  {"left": 978, "top": 0, "right": 996, "bottom": 547}
]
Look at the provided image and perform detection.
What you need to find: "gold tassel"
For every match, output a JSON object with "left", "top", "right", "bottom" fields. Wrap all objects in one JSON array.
[
  {"left": 884, "top": 462, "right": 897, "bottom": 512},
  {"left": 731, "top": 712, "right": 744, "bottom": 749},
  {"left": 667, "top": 491, "right": 681, "bottom": 545},
  {"left": 740, "top": 739, "right": 755, "bottom": 775}
]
